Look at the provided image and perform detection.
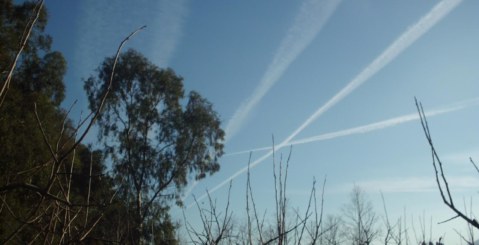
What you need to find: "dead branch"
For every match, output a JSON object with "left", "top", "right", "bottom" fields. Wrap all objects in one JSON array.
[
  {"left": 186, "top": 181, "right": 234, "bottom": 244},
  {"left": 416, "top": 98, "right": 479, "bottom": 230},
  {"left": 0, "top": 0, "right": 44, "bottom": 107}
]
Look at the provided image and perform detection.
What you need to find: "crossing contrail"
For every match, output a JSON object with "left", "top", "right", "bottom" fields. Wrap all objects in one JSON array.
[
  {"left": 188, "top": 0, "right": 462, "bottom": 207},
  {"left": 184, "top": 0, "right": 340, "bottom": 202},
  {"left": 279, "top": 0, "right": 462, "bottom": 148},
  {"left": 224, "top": 0, "right": 342, "bottom": 142},
  {"left": 225, "top": 98, "right": 479, "bottom": 156},
  {"left": 187, "top": 96, "right": 475, "bottom": 207}
]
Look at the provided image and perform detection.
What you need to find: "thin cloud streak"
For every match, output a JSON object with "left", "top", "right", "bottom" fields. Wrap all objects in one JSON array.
[
  {"left": 282, "top": 0, "right": 462, "bottom": 147},
  {"left": 150, "top": 0, "right": 188, "bottom": 68},
  {"left": 188, "top": 150, "right": 274, "bottom": 208},
  {"left": 291, "top": 99, "right": 476, "bottom": 144},
  {"left": 336, "top": 176, "right": 479, "bottom": 194},
  {"left": 185, "top": 0, "right": 340, "bottom": 202},
  {"left": 225, "top": 98, "right": 479, "bottom": 156},
  {"left": 224, "top": 0, "right": 341, "bottom": 142},
  {"left": 287, "top": 175, "right": 479, "bottom": 196},
  {"left": 75, "top": 0, "right": 188, "bottom": 77},
  {"left": 181, "top": 180, "right": 198, "bottom": 203},
  {"left": 188, "top": 0, "right": 461, "bottom": 206}
]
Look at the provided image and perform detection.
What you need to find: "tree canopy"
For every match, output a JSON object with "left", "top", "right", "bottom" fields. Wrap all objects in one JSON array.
[
  {"left": 1, "top": 1, "right": 164, "bottom": 243},
  {"left": 84, "top": 48, "right": 225, "bottom": 243}
]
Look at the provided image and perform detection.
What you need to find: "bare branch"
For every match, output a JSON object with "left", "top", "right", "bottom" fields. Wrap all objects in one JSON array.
[
  {"left": 470, "top": 158, "right": 479, "bottom": 175},
  {"left": 60, "top": 25, "right": 146, "bottom": 159},
  {"left": 0, "top": 0, "right": 44, "bottom": 107},
  {"left": 416, "top": 97, "right": 479, "bottom": 230}
]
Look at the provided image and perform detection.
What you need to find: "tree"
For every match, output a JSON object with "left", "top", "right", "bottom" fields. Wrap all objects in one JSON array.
[
  {"left": 1, "top": 1, "right": 145, "bottom": 242},
  {"left": 0, "top": 0, "right": 66, "bottom": 180},
  {"left": 320, "top": 215, "right": 344, "bottom": 245},
  {"left": 343, "top": 186, "right": 379, "bottom": 245},
  {"left": 84, "top": 49, "right": 225, "bottom": 243},
  {"left": 0, "top": 1, "right": 72, "bottom": 241},
  {"left": 1, "top": 0, "right": 65, "bottom": 105}
]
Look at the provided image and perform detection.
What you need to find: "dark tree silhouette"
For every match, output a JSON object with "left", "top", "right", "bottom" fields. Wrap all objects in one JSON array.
[{"left": 84, "top": 49, "right": 224, "bottom": 243}]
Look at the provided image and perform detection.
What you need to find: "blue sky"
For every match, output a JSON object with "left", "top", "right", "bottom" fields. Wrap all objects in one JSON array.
[{"left": 44, "top": 0, "right": 479, "bottom": 242}]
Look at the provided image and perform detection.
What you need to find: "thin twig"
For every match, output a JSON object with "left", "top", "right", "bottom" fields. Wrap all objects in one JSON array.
[
  {"left": 470, "top": 158, "right": 479, "bottom": 175},
  {"left": 84, "top": 150, "right": 94, "bottom": 229},
  {"left": 0, "top": 0, "right": 44, "bottom": 107},
  {"left": 60, "top": 25, "right": 146, "bottom": 159}
]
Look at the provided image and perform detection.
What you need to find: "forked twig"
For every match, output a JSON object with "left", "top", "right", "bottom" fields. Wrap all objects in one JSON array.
[{"left": 416, "top": 97, "right": 479, "bottom": 230}]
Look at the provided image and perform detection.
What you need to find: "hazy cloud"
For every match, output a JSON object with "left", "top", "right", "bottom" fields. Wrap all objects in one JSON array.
[
  {"left": 149, "top": 0, "right": 189, "bottom": 68},
  {"left": 336, "top": 176, "right": 479, "bottom": 193},
  {"left": 75, "top": 0, "right": 188, "bottom": 77}
]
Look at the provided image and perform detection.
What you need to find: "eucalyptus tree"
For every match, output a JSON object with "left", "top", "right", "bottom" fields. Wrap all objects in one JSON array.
[{"left": 84, "top": 49, "right": 224, "bottom": 243}]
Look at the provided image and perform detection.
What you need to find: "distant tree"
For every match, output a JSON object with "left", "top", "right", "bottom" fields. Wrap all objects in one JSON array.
[
  {"left": 343, "top": 186, "right": 379, "bottom": 245},
  {"left": 84, "top": 49, "right": 225, "bottom": 243},
  {"left": 319, "top": 215, "right": 344, "bottom": 245}
]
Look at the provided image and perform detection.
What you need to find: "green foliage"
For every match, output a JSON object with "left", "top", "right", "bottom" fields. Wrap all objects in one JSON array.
[
  {"left": 0, "top": 0, "right": 65, "bottom": 184},
  {"left": 85, "top": 48, "right": 224, "bottom": 198},
  {"left": 84, "top": 48, "right": 224, "bottom": 243},
  {"left": 1, "top": 0, "right": 52, "bottom": 81},
  {"left": 0, "top": 1, "right": 115, "bottom": 243}
]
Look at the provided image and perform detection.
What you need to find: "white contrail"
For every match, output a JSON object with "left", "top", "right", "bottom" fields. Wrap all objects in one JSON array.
[
  {"left": 184, "top": 0, "right": 340, "bottom": 202},
  {"left": 181, "top": 179, "right": 198, "bottom": 203},
  {"left": 280, "top": 0, "right": 462, "bottom": 147},
  {"left": 187, "top": 150, "right": 275, "bottom": 208},
  {"left": 150, "top": 0, "right": 189, "bottom": 68},
  {"left": 187, "top": 0, "right": 461, "bottom": 206},
  {"left": 225, "top": 98, "right": 479, "bottom": 155},
  {"left": 225, "top": 146, "right": 272, "bottom": 157},
  {"left": 291, "top": 98, "right": 478, "bottom": 144},
  {"left": 224, "top": 0, "right": 342, "bottom": 142}
]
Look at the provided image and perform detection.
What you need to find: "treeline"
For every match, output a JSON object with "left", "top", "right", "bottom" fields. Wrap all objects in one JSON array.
[
  {"left": 0, "top": 1, "right": 223, "bottom": 244},
  {"left": 182, "top": 155, "right": 453, "bottom": 245}
]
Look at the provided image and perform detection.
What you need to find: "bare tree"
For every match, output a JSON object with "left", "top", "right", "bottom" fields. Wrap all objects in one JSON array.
[
  {"left": 183, "top": 181, "right": 235, "bottom": 245},
  {"left": 185, "top": 141, "right": 324, "bottom": 245},
  {"left": 343, "top": 185, "right": 379, "bottom": 245},
  {"left": 381, "top": 193, "right": 414, "bottom": 245},
  {"left": 319, "top": 215, "right": 344, "bottom": 245},
  {"left": 245, "top": 153, "right": 266, "bottom": 244}
]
